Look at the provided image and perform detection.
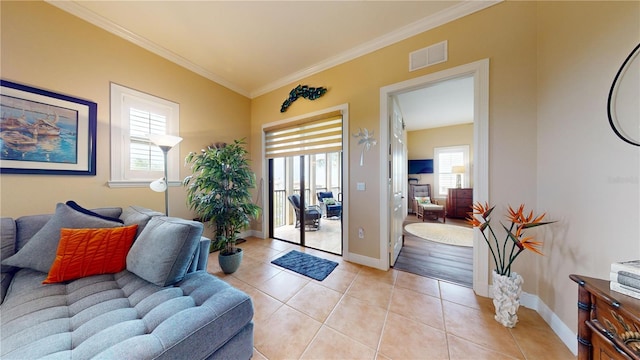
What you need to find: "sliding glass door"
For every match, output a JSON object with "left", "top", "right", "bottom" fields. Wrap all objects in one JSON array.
[
  {"left": 269, "top": 151, "right": 342, "bottom": 254},
  {"left": 265, "top": 112, "right": 344, "bottom": 255}
]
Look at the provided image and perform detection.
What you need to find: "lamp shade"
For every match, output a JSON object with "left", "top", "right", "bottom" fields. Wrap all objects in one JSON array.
[
  {"left": 451, "top": 166, "right": 466, "bottom": 174},
  {"left": 150, "top": 178, "right": 167, "bottom": 192},
  {"left": 148, "top": 134, "right": 183, "bottom": 149}
]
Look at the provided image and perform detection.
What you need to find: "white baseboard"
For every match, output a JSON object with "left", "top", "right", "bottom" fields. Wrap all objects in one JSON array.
[
  {"left": 345, "top": 252, "right": 386, "bottom": 270},
  {"left": 519, "top": 291, "right": 578, "bottom": 356},
  {"left": 242, "top": 230, "right": 264, "bottom": 239}
]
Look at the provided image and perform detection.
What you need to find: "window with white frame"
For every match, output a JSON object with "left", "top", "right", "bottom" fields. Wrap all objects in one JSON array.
[
  {"left": 109, "top": 83, "right": 180, "bottom": 187},
  {"left": 434, "top": 145, "right": 469, "bottom": 197}
]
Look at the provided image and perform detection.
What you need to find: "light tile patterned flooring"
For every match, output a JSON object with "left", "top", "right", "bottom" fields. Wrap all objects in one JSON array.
[{"left": 207, "top": 237, "right": 575, "bottom": 360}]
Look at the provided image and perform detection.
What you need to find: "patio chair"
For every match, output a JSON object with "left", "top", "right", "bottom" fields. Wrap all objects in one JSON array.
[
  {"left": 316, "top": 191, "right": 342, "bottom": 219},
  {"left": 287, "top": 194, "right": 321, "bottom": 231}
]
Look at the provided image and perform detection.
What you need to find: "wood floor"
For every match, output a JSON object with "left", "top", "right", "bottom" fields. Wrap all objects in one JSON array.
[{"left": 393, "top": 214, "right": 473, "bottom": 288}]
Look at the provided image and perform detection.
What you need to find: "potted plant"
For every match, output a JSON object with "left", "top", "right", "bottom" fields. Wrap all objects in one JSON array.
[
  {"left": 468, "top": 202, "right": 555, "bottom": 328},
  {"left": 183, "top": 139, "right": 261, "bottom": 274}
]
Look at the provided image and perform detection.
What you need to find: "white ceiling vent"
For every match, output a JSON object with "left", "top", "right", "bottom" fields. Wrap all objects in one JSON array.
[{"left": 409, "top": 40, "right": 448, "bottom": 72}]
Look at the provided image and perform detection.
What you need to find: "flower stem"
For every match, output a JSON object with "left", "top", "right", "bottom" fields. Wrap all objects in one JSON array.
[
  {"left": 480, "top": 228, "right": 500, "bottom": 271},
  {"left": 487, "top": 223, "right": 503, "bottom": 274}
]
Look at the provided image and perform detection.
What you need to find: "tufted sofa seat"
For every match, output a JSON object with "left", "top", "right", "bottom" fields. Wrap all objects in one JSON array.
[{"left": 0, "top": 204, "right": 254, "bottom": 359}]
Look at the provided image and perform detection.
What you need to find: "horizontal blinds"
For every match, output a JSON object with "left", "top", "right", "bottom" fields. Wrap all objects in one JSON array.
[{"left": 265, "top": 111, "right": 342, "bottom": 158}]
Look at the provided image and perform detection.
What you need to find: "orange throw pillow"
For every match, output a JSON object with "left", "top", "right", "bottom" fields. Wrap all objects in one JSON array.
[{"left": 43, "top": 225, "right": 138, "bottom": 284}]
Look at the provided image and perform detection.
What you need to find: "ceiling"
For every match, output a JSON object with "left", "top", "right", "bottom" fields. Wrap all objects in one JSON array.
[
  {"left": 396, "top": 75, "right": 474, "bottom": 131},
  {"left": 48, "top": 0, "right": 495, "bottom": 130}
]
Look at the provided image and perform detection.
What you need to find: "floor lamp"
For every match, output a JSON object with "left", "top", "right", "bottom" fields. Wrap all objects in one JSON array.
[{"left": 149, "top": 134, "right": 183, "bottom": 216}]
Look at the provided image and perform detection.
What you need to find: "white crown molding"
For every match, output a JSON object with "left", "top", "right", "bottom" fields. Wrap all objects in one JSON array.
[
  {"left": 250, "top": 0, "right": 502, "bottom": 98},
  {"left": 47, "top": 0, "right": 500, "bottom": 99},
  {"left": 45, "top": 0, "right": 251, "bottom": 97}
]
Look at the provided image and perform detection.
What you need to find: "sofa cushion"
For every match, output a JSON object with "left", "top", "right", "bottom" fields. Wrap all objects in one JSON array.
[
  {"left": 323, "top": 197, "right": 336, "bottom": 205},
  {"left": 120, "top": 206, "right": 164, "bottom": 238},
  {"left": 1, "top": 217, "right": 16, "bottom": 272},
  {"left": 66, "top": 201, "right": 124, "bottom": 224},
  {"left": 1, "top": 269, "right": 253, "bottom": 359},
  {"left": 1, "top": 203, "right": 124, "bottom": 274},
  {"left": 126, "top": 217, "right": 203, "bottom": 287},
  {"left": 43, "top": 225, "right": 139, "bottom": 284}
]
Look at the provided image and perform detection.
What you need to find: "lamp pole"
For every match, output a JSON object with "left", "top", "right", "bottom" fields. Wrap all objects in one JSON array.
[
  {"left": 148, "top": 134, "right": 183, "bottom": 216},
  {"left": 159, "top": 145, "right": 170, "bottom": 216}
]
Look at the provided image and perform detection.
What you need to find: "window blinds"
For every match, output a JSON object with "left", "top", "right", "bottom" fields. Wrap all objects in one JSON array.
[
  {"left": 128, "top": 107, "right": 166, "bottom": 172},
  {"left": 264, "top": 111, "right": 343, "bottom": 158}
]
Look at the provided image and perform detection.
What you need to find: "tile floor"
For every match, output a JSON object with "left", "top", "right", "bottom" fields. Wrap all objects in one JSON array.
[{"left": 207, "top": 237, "right": 576, "bottom": 360}]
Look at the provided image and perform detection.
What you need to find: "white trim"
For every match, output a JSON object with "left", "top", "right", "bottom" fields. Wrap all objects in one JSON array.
[
  {"left": 507, "top": 291, "right": 578, "bottom": 356},
  {"left": 346, "top": 252, "right": 387, "bottom": 271},
  {"left": 46, "top": 1, "right": 248, "bottom": 97},
  {"left": 260, "top": 104, "right": 349, "bottom": 259},
  {"left": 109, "top": 83, "right": 181, "bottom": 186},
  {"left": 251, "top": 1, "right": 500, "bottom": 98},
  {"left": 107, "top": 180, "right": 182, "bottom": 188},
  {"left": 380, "top": 59, "right": 490, "bottom": 296},
  {"left": 47, "top": 0, "right": 501, "bottom": 99}
]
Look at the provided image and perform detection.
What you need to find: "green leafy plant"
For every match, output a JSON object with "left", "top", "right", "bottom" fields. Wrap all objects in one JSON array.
[
  {"left": 184, "top": 139, "right": 261, "bottom": 254},
  {"left": 468, "top": 202, "right": 555, "bottom": 276}
]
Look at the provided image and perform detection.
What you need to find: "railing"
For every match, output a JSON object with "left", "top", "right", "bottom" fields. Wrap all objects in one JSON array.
[{"left": 273, "top": 190, "right": 287, "bottom": 227}]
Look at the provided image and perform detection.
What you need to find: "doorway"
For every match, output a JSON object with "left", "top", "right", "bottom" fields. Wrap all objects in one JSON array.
[
  {"left": 379, "top": 59, "right": 490, "bottom": 296},
  {"left": 263, "top": 107, "right": 348, "bottom": 256},
  {"left": 269, "top": 152, "right": 343, "bottom": 254}
]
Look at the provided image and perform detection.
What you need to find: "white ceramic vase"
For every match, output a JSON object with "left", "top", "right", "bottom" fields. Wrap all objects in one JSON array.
[{"left": 492, "top": 271, "right": 523, "bottom": 328}]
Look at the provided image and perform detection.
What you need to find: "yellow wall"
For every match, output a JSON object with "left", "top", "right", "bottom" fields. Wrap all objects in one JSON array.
[
  {"left": 407, "top": 124, "right": 474, "bottom": 191},
  {"left": 536, "top": 1, "right": 640, "bottom": 335},
  {"left": 0, "top": 1, "right": 251, "bottom": 226},
  {"left": 251, "top": 1, "right": 539, "bottom": 267}
]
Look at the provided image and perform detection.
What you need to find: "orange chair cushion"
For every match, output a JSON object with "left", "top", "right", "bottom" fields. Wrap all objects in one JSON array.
[{"left": 43, "top": 225, "right": 138, "bottom": 284}]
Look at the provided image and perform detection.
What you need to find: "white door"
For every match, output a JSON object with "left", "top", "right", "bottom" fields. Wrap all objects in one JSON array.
[{"left": 389, "top": 97, "right": 406, "bottom": 266}]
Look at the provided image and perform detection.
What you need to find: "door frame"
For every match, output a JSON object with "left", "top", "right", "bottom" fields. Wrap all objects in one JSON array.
[
  {"left": 261, "top": 103, "right": 350, "bottom": 256},
  {"left": 379, "top": 59, "right": 490, "bottom": 296}
]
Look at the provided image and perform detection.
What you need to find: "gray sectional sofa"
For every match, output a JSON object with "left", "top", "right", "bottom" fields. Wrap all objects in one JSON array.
[{"left": 0, "top": 203, "right": 254, "bottom": 359}]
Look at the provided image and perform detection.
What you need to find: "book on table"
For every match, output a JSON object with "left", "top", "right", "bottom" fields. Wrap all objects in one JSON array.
[
  {"left": 610, "top": 281, "right": 640, "bottom": 300},
  {"left": 611, "top": 260, "right": 640, "bottom": 276},
  {"left": 610, "top": 271, "right": 640, "bottom": 290}
]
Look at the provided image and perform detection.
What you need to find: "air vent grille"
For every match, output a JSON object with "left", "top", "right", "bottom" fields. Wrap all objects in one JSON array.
[{"left": 409, "top": 40, "right": 448, "bottom": 72}]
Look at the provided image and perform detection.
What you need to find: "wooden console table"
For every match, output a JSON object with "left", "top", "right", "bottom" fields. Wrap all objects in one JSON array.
[{"left": 570, "top": 274, "right": 640, "bottom": 360}]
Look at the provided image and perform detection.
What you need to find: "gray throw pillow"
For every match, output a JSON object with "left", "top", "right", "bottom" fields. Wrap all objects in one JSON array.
[
  {"left": 126, "top": 217, "right": 203, "bottom": 287},
  {"left": 120, "top": 206, "right": 164, "bottom": 238},
  {"left": 1, "top": 203, "right": 123, "bottom": 273}
]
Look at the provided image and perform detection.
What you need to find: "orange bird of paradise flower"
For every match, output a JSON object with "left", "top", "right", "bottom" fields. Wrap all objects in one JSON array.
[{"left": 467, "top": 202, "right": 555, "bottom": 276}]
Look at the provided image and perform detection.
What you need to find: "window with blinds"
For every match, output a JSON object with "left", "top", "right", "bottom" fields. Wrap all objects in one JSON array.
[
  {"left": 128, "top": 108, "right": 166, "bottom": 173},
  {"left": 264, "top": 111, "right": 342, "bottom": 158},
  {"left": 109, "top": 83, "right": 180, "bottom": 186},
  {"left": 434, "top": 145, "right": 469, "bottom": 196}
]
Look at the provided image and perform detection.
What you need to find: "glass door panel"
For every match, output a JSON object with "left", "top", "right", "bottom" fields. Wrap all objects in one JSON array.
[{"left": 269, "top": 152, "right": 343, "bottom": 255}]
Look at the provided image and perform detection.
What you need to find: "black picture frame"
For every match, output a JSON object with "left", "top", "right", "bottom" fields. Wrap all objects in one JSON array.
[{"left": 0, "top": 80, "right": 97, "bottom": 175}]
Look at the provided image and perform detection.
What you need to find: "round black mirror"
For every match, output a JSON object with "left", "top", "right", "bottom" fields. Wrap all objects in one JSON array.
[{"left": 608, "top": 43, "right": 640, "bottom": 146}]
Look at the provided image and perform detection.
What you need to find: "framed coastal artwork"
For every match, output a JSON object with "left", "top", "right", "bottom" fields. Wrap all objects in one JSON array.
[{"left": 0, "top": 80, "right": 97, "bottom": 175}]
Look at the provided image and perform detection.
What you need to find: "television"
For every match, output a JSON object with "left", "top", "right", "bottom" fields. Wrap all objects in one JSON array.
[{"left": 408, "top": 159, "right": 433, "bottom": 174}]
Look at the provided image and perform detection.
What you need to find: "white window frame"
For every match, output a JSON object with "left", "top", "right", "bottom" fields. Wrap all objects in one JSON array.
[
  {"left": 109, "top": 83, "right": 180, "bottom": 188},
  {"left": 434, "top": 145, "right": 470, "bottom": 197}
]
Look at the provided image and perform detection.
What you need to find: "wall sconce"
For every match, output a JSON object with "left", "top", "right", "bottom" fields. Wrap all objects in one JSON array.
[
  {"left": 452, "top": 166, "right": 465, "bottom": 188},
  {"left": 148, "top": 134, "right": 183, "bottom": 216}
]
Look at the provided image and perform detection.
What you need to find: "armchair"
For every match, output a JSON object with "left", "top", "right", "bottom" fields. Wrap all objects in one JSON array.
[
  {"left": 316, "top": 191, "right": 342, "bottom": 219},
  {"left": 413, "top": 184, "right": 445, "bottom": 223},
  {"left": 287, "top": 194, "right": 321, "bottom": 230}
]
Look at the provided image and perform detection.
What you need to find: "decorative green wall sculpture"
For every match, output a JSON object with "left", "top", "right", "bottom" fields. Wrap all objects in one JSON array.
[{"left": 280, "top": 84, "right": 327, "bottom": 112}]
